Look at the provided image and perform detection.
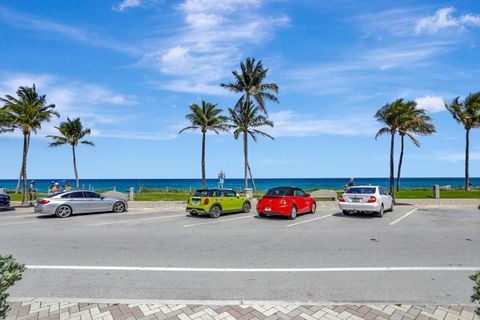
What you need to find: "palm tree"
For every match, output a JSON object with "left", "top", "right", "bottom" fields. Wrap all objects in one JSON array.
[
  {"left": 179, "top": 101, "right": 228, "bottom": 189},
  {"left": 228, "top": 98, "right": 274, "bottom": 191},
  {"left": 445, "top": 93, "right": 480, "bottom": 191},
  {"left": 47, "top": 117, "right": 94, "bottom": 189},
  {"left": 1, "top": 85, "right": 59, "bottom": 205},
  {"left": 396, "top": 102, "right": 436, "bottom": 191},
  {"left": 374, "top": 99, "right": 405, "bottom": 199},
  {"left": 221, "top": 57, "right": 279, "bottom": 115}
]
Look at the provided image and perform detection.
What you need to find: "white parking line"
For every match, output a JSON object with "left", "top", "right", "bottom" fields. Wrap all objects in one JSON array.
[
  {"left": 389, "top": 208, "right": 418, "bottom": 226},
  {"left": 25, "top": 265, "right": 480, "bottom": 272},
  {"left": 86, "top": 214, "right": 186, "bottom": 227},
  {"left": 183, "top": 215, "right": 254, "bottom": 228},
  {"left": 286, "top": 213, "right": 334, "bottom": 227}
]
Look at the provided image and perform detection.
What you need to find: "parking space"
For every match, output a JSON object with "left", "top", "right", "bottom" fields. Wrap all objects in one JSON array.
[{"left": 1, "top": 204, "right": 479, "bottom": 303}]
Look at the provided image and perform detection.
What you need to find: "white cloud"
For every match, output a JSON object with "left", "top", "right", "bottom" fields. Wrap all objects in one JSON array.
[
  {"left": 113, "top": 0, "right": 141, "bottom": 12},
  {"left": 435, "top": 152, "right": 480, "bottom": 162},
  {"left": 144, "top": 0, "right": 288, "bottom": 94},
  {"left": 415, "top": 7, "right": 480, "bottom": 34},
  {"left": 266, "top": 110, "right": 378, "bottom": 137},
  {"left": 415, "top": 95, "right": 445, "bottom": 113}
]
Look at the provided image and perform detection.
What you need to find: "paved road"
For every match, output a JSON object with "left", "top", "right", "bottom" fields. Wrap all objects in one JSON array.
[{"left": 0, "top": 205, "right": 479, "bottom": 304}]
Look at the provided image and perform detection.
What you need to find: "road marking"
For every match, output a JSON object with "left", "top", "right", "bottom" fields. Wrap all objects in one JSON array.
[
  {"left": 389, "top": 208, "right": 418, "bottom": 226},
  {"left": 183, "top": 215, "right": 254, "bottom": 227},
  {"left": 86, "top": 214, "right": 186, "bottom": 227},
  {"left": 25, "top": 265, "right": 480, "bottom": 272},
  {"left": 286, "top": 213, "right": 334, "bottom": 227}
]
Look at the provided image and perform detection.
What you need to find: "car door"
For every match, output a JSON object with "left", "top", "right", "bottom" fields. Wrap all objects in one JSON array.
[
  {"left": 66, "top": 191, "right": 89, "bottom": 213},
  {"left": 83, "top": 191, "right": 106, "bottom": 212},
  {"left": 379, "top": 187, "right": 390, "bottom": 208},
  {"left": 294, "top": 189, "right": 308, "bottom": 213},
  {"left": 225, "top": 190, "right": 238, "bottom": 211}
]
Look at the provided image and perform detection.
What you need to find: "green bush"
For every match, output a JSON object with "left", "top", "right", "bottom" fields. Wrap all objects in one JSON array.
[
  {"left": 0, "top": 255, "right": 26, "bottom": 319},
  {"left": 471, "top": 272, "right": 480, "bottom": 315}
]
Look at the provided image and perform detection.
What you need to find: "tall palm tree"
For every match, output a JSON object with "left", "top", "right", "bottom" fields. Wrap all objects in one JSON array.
[
  {"left": 228, "top": 98, "right": 274, "bottom": 191},
  {"left": 179, "top": 101, "right": 228, "bottom": 189},
  {"left": 221, "top": 57, "right": 279, "bottom": 115},
  {"left": 396, "top": 102, "right": 436, "bottom": 191},
  {"left": 1, "top": 85, "right": 59, "bottom": 205},
  {"left": 445, "top": 93, "right": 480, "bottom": 191},
  {"left": 374, "top": 99, "right": 405, "bottom": 199},
  {"left": 47, "top": 117, "right": 94, "bottom": 189}
]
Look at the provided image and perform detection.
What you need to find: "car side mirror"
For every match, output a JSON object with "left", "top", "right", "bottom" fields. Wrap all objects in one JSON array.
[
  {"left": 236, "top": 193, "right": 240, "bottom": 198},
  {"left": 305, "top": 194, "right": 310, "bottom": 197}
]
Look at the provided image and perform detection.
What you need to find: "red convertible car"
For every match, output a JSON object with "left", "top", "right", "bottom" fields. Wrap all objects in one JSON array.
[{"left": 256, "top": 187, "right": 316, "bottom": 220}]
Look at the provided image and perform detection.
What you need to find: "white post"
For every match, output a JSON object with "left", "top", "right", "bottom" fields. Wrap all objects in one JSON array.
[{"left": 130, "top": 187, "right": 135, "bottom": 201}]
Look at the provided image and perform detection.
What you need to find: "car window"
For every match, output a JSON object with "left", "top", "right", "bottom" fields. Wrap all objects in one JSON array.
[
  {"left": 194, "top": 190, "right": 209, "bottom": 197},
  {"left": 266, "top": 187, "right": 293, "bottom": 196},
  {"left": 225, "top": 190, "right": 236, "bottom": 197},
  {"left": 69, "top": 192, "right": 85, "bottom": 199},
  {"left": 84, "top": 191, "right": 101, "bottom": 198},
  {"left": 345, "top": 187, "right": 376, "bottom": 194},
  {"left": 61, "top": 193, "right": 71, "bottom": 198},
  {"left": 294, "top": 189, "right": 306, "bottom": 196},
  {"left": 379, "top": 187, "right": 386, "bottom": 195},
  {"left": 47, "top": 191, "right": 67, "bottom": 198}
]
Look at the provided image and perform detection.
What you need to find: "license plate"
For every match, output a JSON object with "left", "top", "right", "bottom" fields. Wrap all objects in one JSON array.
[
  {"left": 193, "top": 200, "right": 199, "bottom": 206},
  {"left": 352, "top": 198, "right": 360, "bottom": 202},
  {"left": 265, "top": 207, "right": 272, "bottom": 212}
]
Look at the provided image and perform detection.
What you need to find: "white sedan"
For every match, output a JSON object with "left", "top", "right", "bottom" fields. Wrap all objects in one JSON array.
[{"left": 338, "top": 186, "right": 393, "bottom": 217}]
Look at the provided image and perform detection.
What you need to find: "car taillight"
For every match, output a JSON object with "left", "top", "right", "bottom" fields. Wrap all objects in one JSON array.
[
  {"left": 204, "top": 198, "right": 209, "bottom": 205},
  {"left": 279, "top": 199, "right": 289, "bottom": 205},
  {"left": 367, "top": 196, "right": 377, "bottom": 203},
  {"left": 339, "top": 196, "right": 345, "bottom": 202},
  {"left": 38, "top": 199, "right": 50, "bottom": 205}
]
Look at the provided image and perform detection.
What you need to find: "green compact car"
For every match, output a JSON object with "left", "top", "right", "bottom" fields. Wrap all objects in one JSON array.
[{"left": 186, "top": 188, "right": 251, "bottom": 218}]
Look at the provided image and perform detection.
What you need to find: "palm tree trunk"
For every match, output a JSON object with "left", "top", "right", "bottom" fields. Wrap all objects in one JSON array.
[
  {"left": 21, "top": 132, "right": 29, "bottom": 206},
  {"left": 72, "top": 145, "right": 79, "bottom": 189},
  {"left": 247, "top": 162, "right": 256, "bottom": 193},
  {"left": 389, "top": 132, "right": 395, "bottom": 200},
  {"left": 465, "top": 128, "right": 470, "bottom": 191},
  {"left": 201, "top": 131, "right": 206, "bottom": 189},
  {"left": 396, "top": 134, "right": 405, "bottom": 192},
  {"left": 243, "top": 129, "right": 248, "bottom": 191}
]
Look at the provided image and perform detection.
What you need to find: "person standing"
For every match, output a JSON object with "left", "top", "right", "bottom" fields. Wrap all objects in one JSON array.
[
  {"left": 28, "top": 180, "right": 38, "bottom": 205},
  {"left": 348, "top": 177, "right": 355, "bottom": 187}
]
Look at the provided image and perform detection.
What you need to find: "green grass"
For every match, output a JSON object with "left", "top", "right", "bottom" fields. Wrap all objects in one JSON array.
[
  {"left": 134, "top": 192, "right": 193, "bottom": 201},
  {"left": 395, "top": 189, "right": 480, "bottom": 199},
  {"left": 7, "top": 192, "right": 46, "bottom": 201}
]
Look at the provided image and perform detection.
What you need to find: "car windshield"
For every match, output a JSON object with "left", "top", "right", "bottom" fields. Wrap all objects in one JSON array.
[
  {"left": 346, "top": 187, "right": 376, "bottom": 194},
  {"left": 265, "top": 187, "right": 294, "bottom": 197}
]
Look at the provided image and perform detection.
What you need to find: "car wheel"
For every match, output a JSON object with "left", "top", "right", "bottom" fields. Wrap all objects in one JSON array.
[
  {"left": 342, "top": 210, "right": 350, "bottom": 216},
  {"left": 113, "top": 201, "right": 126, "bottom": 213},
  {"left": 376, "top": 205, "right": 384, "bottom": 218},
  {"left": 242, "top": 201, "right": 251, "bottom": 213},
  {"left": 209, "top": 205, "right": 222, "bottom": 218},
  {"left": 310, "top": 202, "right": 316, "bottom": 214},
  {"left": 288, "top": 206, "right": 297, "bottom": 220},
  {"left": 258, "top": 212, "right": 267, "bottom": 218},
  {"left": 55, "top": 205, "right": 72, "bottom": 218},
  {"left": 190, "top": 211, "right": 198, "bottom": 216}
]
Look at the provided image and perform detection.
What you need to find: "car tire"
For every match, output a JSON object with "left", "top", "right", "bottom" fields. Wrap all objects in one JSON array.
[
  {"left": 55, "top": 205, "right": 72, "bottom": 218},
  {"left": 258, "top": 212, "right": 267, "bottom": 218},
  {"left": 242, "top": 201, "right": 251, "bottom": 213},
  {"left": 209, "top": 205, "right": 222, "bottom": 218},
  {"left": 113, "top": 201, "right": 126, "bottom": 213},
  {"left": 190, "top": 211, "right": 198, "bottom": 216},
  {"left": 342, "top": 210, "right": 350, "bottom": 216},
  {"left": 376, "top": 205, "right": 384, "bottom": 218},
  {"left": 288, "top": 205, "right": 297, "bottom": 220},
  {"left": 310, "top": 202, "right": 316, "bottom": 214}
]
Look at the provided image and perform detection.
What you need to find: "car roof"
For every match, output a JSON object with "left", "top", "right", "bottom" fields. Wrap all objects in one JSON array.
[{"left": 350, "top": 185, "right": 378, "bottom": 188}]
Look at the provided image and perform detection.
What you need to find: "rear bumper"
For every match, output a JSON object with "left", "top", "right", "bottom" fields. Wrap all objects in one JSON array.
[
  {"left": 256, "top": 204, "right": 290, "bottom": 216},
  {"left": 0, "top": 201, "right": 10, "bottom": 208},
  {"left": 338, "top": 202, "right": 381, "bottom": 212},
  {"left": 186, "top": 206, "right": 207, "bottom": 213},
  {"left": 34, "top": 204, "right": 56, "bottom": 215}
]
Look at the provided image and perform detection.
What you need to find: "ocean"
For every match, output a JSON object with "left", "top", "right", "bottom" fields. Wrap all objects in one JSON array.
[{"left": 0, "top": 177, "right": 476, "bottom": 192}]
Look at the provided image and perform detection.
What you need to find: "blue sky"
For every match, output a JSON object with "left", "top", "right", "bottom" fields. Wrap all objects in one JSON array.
[{"left": 1, "top": 0, "right": 480, "bottom": 179}]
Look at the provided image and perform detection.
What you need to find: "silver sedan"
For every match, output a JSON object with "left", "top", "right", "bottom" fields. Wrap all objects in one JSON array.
[
  {"left": 338, "top": 186, "right": 393, "bottom": 217},
  {"left": 34, "top": 190, "right": 128, "bottom": 218}
]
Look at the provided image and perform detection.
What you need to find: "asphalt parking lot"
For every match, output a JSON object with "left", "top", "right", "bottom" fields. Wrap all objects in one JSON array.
[{"left": 0, "top": 204, "right": 479, "bottom": 304}]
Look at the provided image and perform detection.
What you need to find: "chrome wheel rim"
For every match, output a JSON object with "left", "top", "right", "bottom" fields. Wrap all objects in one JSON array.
[
  {"left": 243, "top": 203, "right": 250, "bottom": 213},
  {"left": 291, "top": 207, "right": 297, "bottom": 218},
  {"left": 312, "top": 203, "right": 316, "bottom": 212},
  {"left": 114, "top": 202, "right": 125, "bottom": 212},
  {"left": 212, "top": 206, "right": 221, "bottom": 218},
  {"left": 57, "top": 206, "right": 71, "bottom": 217}
]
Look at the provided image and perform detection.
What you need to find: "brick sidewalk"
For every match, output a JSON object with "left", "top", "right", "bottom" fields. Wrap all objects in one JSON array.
[{"left": 5, "top": 300, "right": 479, "bottom": 320}]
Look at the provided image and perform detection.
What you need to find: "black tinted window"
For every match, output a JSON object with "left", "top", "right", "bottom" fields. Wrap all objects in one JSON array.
[
  {"left": 266, "top": 188, "right": 293, "bottom": 196},
  {"left": 84, "top": 192, "right": 101, "bottom": 198},
  {"left": 294, "top": 189, "right": 306, "bottom": 196},
  {"left": 346, "top": 187, "right": 376, "bottom": 194},
  {"left": 225, "top": 190, "right": 236, "bottom": 197},
  {"left": 61, "top": 193, "right": 71, "bottom": 198},
  {"left": 69, "top": 192, "right": 85, "bottom": 198},
  {"left": 193, "top": 190, "right": 218, "bottom": 197}
]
